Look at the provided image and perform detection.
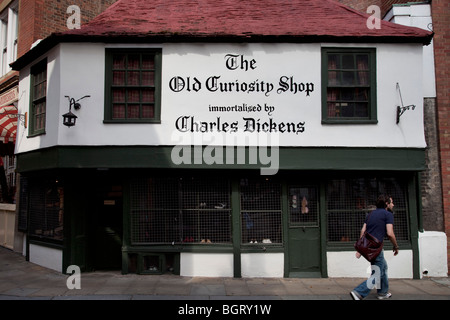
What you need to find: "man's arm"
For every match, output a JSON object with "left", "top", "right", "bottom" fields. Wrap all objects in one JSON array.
[
  {"left": 359, "top": 223, "right": 367, "bottom": 238},
  {"left": 355, "top": 223, "right": 367, "bottom": 259},
  {"left": 386, "top": 224, "right": 399, "bottom": 256}
]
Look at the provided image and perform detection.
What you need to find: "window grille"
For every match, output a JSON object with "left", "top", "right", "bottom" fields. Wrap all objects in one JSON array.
[
  {"left": 28, "top": 180, "right": 64, "bottom": 241},
  {"left": 130, "top": 176, "right": 231, "bottom": 244},
  {"left": 326, "top": 177, "right": 409, "bottom": 244},
  {"left": 240, "top": 178, "right": 282, "bottom": 244}
]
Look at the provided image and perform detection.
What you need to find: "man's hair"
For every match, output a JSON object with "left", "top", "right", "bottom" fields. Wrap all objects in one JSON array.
[{"left": 376, "top": 194, "right": 390, "bottom": 209}]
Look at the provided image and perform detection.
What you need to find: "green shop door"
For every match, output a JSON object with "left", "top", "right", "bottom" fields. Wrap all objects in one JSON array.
[{"left": 287, "top": 186, "right": 321, "bottom": 277}]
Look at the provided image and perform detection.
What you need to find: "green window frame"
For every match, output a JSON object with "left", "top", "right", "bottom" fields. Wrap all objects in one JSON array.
[
  {"left": 104, "top": 48, "right": 162, "bottom": 123},
  {"left": 321, "top": 48, "right": 377, "bottom": 124},
  {"left": 29, "top": 59, "right": 47, "bottom": 136}
]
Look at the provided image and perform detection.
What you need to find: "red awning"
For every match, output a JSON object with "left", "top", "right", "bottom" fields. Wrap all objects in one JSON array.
[{"left": 0, "top": 105, "right": 18, "bottom": 143}]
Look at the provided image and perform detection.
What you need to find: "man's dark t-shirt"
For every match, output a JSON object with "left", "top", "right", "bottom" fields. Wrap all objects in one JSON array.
[{"left": 365, "top": 208, "right": 394, "bottom": 242}]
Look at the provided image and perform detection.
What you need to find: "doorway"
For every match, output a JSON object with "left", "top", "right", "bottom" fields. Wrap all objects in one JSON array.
[
  {"left": 92, "top": 181, "right": 123, "bottom": 270},
  {"left": 287, "top": 185, "right": 321, "bottom": 277}
]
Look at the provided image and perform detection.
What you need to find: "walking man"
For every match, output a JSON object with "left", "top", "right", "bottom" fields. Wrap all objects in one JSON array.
[{"left": 350, "top": 195, "right": 399, "bottom": 300}]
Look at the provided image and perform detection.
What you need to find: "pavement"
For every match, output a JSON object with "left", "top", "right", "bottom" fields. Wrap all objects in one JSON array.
[{"left": 1, "top": 246, "right": 449, "bottom": 301}]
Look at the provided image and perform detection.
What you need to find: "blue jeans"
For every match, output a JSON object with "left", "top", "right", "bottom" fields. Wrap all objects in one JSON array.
[{"left": 353, "top": 250, "right": 389, "bottom": 298}]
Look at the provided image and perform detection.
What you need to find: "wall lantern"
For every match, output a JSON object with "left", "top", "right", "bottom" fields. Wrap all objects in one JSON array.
[
  {"left": 395, "top": 83, "right": 415, "bottom": 124},
  {"left": 62, "top": 95, "right": 90, "bottom": 127}
]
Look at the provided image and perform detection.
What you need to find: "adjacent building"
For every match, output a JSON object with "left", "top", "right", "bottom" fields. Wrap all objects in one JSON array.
[{"left": 11, "top": 0, "right": 446, "bottom": 278}]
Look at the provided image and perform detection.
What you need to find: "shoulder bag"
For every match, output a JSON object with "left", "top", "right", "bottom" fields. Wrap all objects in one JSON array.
[{"left": 354, "top": 212, "right": 383, "bottom": 262}]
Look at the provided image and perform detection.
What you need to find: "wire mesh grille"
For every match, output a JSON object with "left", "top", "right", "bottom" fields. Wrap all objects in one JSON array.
[
  {"left": 326, "top": 177, "right": 409, "bottom": 243},
  {"left": 240, "top": 178, "right": 282, "bottom": 244},
  {"left": 130, "top": 177, "right": 231, "bottom": 244},
  {"left": 28, "top": 180, "right": 64, "bottom": 241}
]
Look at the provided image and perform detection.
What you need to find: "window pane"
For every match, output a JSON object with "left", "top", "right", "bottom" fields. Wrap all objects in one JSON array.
[
  {"left": 112, "top": 71, "right": 125, "bottom": 85},
  {"left": 142, "top": 55, "right": 155, "bottom": 69},
  {"left": 113, "top": 54, "right": 126, "bottom": 69},
  {"left": 328, "top": 71, "right": 338, "bottom": 86},
  {"left": 112, "top": 88, "right": 125, "bottom": 102},
  {"left": 341, "top": 103, "right": 354, "bottom": 117},
  {"left": 356, "top": 71, "right": 369, "bottom": 86},
  {"left": 142, "top": 105, "right": 154, "bottom": 118},
  {"left": 127, "top": 71, "right": 140, "bottom": 85},
  {"left": 342, "top": 54, "right": 354, "bottom": 69},
  {"left": 356, "top": 54, "right": 369, "bottom": 70},
  {"left": 328, "top": 54, "right": 340, "bottom": 69},
  {"left": 142, "top": 71, "right": 155, "bottom": 86},
  {"left": 342, "top": 71, "right": 355, "bottom": 85},
  {"left": 142, "top": 88, "right": 155, "bottom": 103},
  {"left": 128, "top": 54, "right": 140, "bottom": 69},
  {"left": 112, "top": 104, "right": 125, "bottom": 119},
  {"left": 127, "top": 89, "right": 140, "bottom": 103},
  {"left": 355, "top": 103, "right": 369, "bottom": 117},
  {"left": 127, "top": 105, "right": 140, "bottom": 118}
]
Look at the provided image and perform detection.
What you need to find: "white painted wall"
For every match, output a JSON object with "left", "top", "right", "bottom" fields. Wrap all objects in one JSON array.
[
  {"left": 327, "top": 250, "right": 414, "bottom": 279},
  {"left": 29, "top": 244, "right": 62, "bottom": 272},
  {"left": 15, "top": 42, "right": 426, "bottom": 154},
  {"left": 241, "top": 253, "right": 284, "bottom": 278},
  {"left": 180, "top": 253, "right": 234, "bottom": 277},
  {"left": 419, "top": 231, "right": 448, "bottom": 277},
  {"left": 385, "top": 3, "right": 435, "bottom": 98}
]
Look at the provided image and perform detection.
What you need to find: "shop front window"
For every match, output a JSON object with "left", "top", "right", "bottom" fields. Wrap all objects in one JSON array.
[
  {"left": 240, "top": 178, "right": 282, "bottom": 245},
  {"left": 326, "top": 177, "right": 409, "bottom": 245},
  {"left": 28, "top": 180, "right": 64, "bottom": 242},
  {"left": 130, "top": 176, "right": 231, "bottom": 244}
]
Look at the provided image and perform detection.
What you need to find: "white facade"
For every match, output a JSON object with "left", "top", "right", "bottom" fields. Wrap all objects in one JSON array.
[{"left": 15, "top": 42, "right": 426, "bottom": 155}]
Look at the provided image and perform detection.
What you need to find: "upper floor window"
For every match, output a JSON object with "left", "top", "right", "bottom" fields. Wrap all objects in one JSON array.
[
  {"left": 104, "top": 49, "right": 162, "bottom": 123},
  {"left": 0, "top": 0, "right": 18, "bottom": 77},
  {"left": 29, "top": 59, "right": 47, "bottom": 136},
  {"left": 322, "top": 48, "right": 377, "bottom": 124}
]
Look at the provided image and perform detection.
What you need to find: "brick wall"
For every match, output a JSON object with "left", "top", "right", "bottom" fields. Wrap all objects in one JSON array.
[
  {"left": 432, "top": 0, "right": 450, "bottom": 273},
  {"left": 17, "top": 0, "right": 117, "bottom": 58}
]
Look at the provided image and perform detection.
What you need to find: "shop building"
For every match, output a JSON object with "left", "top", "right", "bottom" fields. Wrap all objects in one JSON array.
[{"left": 11, "top": 0, "right": 441, "bottom": 278}]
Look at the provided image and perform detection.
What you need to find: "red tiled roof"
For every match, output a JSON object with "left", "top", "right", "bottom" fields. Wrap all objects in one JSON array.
[
  {"left": 11, "top": 0, "right": 433, "bottom": 70},
  {"left": 62, "top": 0, "right": 432, "bottom": 41}
]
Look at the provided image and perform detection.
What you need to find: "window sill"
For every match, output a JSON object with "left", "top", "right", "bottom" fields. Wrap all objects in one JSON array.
[
  {"left": 27, "top": 131, "right": 46, "bottom": 138},
  {"left": 103, "top": 120, "right": 161, "bottom": 124},
  {"left": 321, "top": 119, "right": 378, "bottom": 125}
]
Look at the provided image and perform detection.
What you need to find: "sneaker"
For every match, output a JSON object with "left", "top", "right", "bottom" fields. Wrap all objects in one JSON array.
[
  {"left": 377, "top": 292, "right": 392, "bottom": 299},
  {"left": 350, "top": 291, "right": 361, "bottom": 300}
]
